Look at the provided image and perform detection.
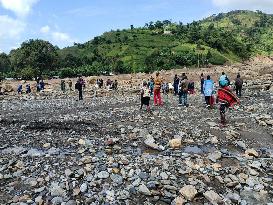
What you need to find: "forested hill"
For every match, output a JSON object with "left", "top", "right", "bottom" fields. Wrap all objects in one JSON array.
[{"left": 1, "top": 10, "right": 273, "bottom": 79}]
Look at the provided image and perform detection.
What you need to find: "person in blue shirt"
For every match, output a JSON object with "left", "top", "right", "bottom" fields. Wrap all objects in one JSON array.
[{"left": 203, "top": 75, "right": 214, "bottom": 108}]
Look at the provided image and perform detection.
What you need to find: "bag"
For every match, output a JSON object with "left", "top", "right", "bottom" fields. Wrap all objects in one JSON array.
[{"left": 75, "top": 82, "right": 79, "bottom": 90}]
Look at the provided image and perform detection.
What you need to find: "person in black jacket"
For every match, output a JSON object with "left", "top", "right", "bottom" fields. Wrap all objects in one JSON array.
[
  {"left": 75, "top": 77, "right": 83, "bottom": 100},
  {"left": 173, "top": 74, "right": 179, "bottom": 96}
]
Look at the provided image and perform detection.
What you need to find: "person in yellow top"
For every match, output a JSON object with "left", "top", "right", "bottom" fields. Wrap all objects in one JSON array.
[{"left": 154, "top": 72, "right": 163, "bottom": 106}]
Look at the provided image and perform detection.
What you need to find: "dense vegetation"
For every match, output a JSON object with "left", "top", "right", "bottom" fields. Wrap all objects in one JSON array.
[{"left": 1, "top": 10, "right": 273, "bottom": 79}]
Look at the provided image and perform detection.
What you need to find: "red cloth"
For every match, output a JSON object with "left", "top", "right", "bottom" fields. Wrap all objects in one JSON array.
[
  {"left": 217, "top": 86, "right": 240, "bottom": 107},
  {"left": 154, "top": 89, "right": 162, "bottom": 105}
]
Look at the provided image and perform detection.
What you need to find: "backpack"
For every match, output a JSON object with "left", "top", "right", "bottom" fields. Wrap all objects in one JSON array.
[{"left": 75, "top": 82, "right": 79, "bottom": 90}]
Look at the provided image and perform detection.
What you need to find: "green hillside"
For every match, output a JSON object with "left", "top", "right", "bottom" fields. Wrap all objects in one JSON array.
[{"left": 1, "top": 10, "right": 273, "bottom": 79}]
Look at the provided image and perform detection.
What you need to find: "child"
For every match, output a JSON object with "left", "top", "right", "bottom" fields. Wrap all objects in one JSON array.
[{"left": 140, "top": 81, "right": 151, "bottom": 112}]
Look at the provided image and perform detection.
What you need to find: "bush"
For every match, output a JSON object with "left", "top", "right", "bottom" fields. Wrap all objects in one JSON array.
[
  {"left": 59, "top": 67, "right": 75, "bottom": 78},
  {"left": 208, "top": 51, "right": 227, "bottom": 65},
  {"left": 20, "top": 67, "right": 37, "bottom": 80}
]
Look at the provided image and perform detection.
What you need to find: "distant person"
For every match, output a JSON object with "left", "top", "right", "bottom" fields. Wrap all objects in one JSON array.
[
  {"left": 235, "top": 74, "right": 243, "bottom": 97},
  {"left": 36, "top": 82, "right": 41, "bottom": 92},
  {"left": 17, "top": 84, "right": 23, "bottom": 94},
  {"left": 188, "top": 80, "right": 195, "bottom": 95},
  {"left": 200, "top": 73, "right": 204, "bottom": 94},
  {"left": 40, "top": 80, "right": 45, "bottom": 91},
  {"left": 162, "top": 81, "right": 169, "bottom": 94},
  {"left": 178, "top": 75, "right": 189, "bottom": 107},
  {"left": 203, "top": 75, "right": 214, "bottom": 108},
  {"left": 149, "top": 77, "right": 154, "bottom": 97},
  {"left": 113, "top": 80, "right": 118, "bottom": 90},
  {"left": 61, "top": 80, "right": 66, "bottom": 93},
  {"left": 154, "top": 72, "right": 163, "bottom": 106},
  {"left": 75, "top": 77, "right": 83, "bottom": 100},
  {"left": 140, "top": 81, "right": 151, "bottom": 112},
  {"left": 173, "top": 74, "right": 180, "bottom": 96},
  {"left": 68, "top": 80, "right": 73, "bottom": 91},
  {"left": 219, "top": 72, "right": 230, "bottom": 87},
  {"left": 26, "top": 84, "right": 31, "bottom": 94}
]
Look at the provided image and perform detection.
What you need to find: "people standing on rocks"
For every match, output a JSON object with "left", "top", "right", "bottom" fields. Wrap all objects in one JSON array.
[
  {"left": 188, "top": 80, "right": 195, "bottom": 95},
  {"left": 113, "top": 80, "right": 118, "bottom": 90},
  {"left": 200, "top": 73, "right": 204, "bottom": 94},
  {"left": 173, "top": 74, "right": 180, "bottom": 96},
  {"left": 68, "top": 80, "right": 73, "bottom": 91},
  {"left": 235, "top": 74, "right": 243, "bottom": 97},
  {"left": 140, "top": 81, "right": 151, "bottom": 112},
  {"left": 75, "top": 77, "right": 84, "bottom": 100},
  {"left": 219, "top": 72, "right": 230, "bottom": 87},
  {"left": 203, "top": 75, "right": 215, "bottom": 108},
  {"left": 61, "top": 80, "right": 66, "bottom": 93},
  {"left": 26, "top": 84, "right": 31, "bottom": 94},
  {"left": 40, "top": 80, "right": 45, "bottom": 91},
  {"left": 154, "top": 72, "right": 163, "bottom": 106},
  {"left": 17, "top": 83, "right": 23, "bottom": 94},
  {"left": 217, "top": 78, "right": 239, "bottom": 125},
  {"left": 149, "top": 77, "right": 154, "bottom": 97},
  {"left": 178, "top": 75, "right": 189, "bottom": 107}
]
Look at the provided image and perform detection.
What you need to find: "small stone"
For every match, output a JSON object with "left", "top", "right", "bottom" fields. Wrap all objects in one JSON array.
[
  {"left": 78, "top": 139, "right": 85, "bottom": 145},
  {"left": 138, "top": 184, "right": 151, "bottom": 196},
  {"left": 43, "top": 143, "right": 51, "bottom": 148},
  {"left": 208, "top": 151, "right": 222, "bottom": 162},
  {"left": 97, "top": 171, "right": 109, "bottom": 179},
  {"left": 203, "top": 190, "right": 222, "bottom": 205},
  {"left": 80, "top": 183, "right": 88, "bottom": 193},
  {"left": 179, "top": 185, "right": 197, "bottom": 201},
  {"left": 51, "top": 197, "right": 63, "bottom": 205},
  {"left": 174, "top": 196, "right": 186, "bottom": 205},
  {"left": 169, "top": 138, "right": 182, "bottom": 149},
  {"left": 245, "top": 149, "right": 259, "bottom": 157}
]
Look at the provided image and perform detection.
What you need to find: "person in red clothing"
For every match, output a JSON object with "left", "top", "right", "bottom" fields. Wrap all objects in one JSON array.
[
  {"left": 154, "top": 72, "right": 163, "bottom": 106},
  {"left": 217, "top": 82, "right": 240, "bottom": 124}
]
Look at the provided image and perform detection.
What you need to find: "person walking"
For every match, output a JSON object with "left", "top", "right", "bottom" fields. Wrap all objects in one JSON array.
[
  {"left": 203, "top": 75, "right": 214, "bottom": 108},
  {"left": 178, "top": 75, "right": 189, "bottom": 107},
  {"left": 217, "top": 78, "right": 239, "bottom": 125},
  {"left": 200, "top": 73, "right": 204, "bottom": 94},
  {"left": 61, "top": 80, "right": 66, "bottom": 93},
  {"left": 68, "top": 80, "right": 73, "bottom": 91},
  {"left": 173, "top": 74, "right": 180, "bottom": 96},
  {"left": 235, "top": 74, "right": 243, "bottom": 97},
  {"left": 154, "top": 72, "right": 163, "bottom": 106},
  {"left": 140, "top": 81, "right": 151, "bottom": 112},
  {"left": 75, "top": 77, "right": 83, "bottom": 100}
]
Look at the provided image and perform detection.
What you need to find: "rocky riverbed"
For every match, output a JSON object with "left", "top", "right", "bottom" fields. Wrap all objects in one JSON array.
[{"left": 0, "top": 83, "right": 273, "bottom": 205}]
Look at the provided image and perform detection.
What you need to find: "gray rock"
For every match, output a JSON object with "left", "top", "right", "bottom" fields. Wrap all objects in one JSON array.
[
  {"left": 97, "top": 171, "right": 110, "bottom": 179},
  {"left": 138, "top": 184, "right": 151, "bottom": 196},
  {"left": 80, "top": 183, "right": 88, "bottom": 193}
]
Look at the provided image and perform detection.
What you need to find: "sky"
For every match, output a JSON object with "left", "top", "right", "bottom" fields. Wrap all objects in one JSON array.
[{"left": 1, "top": 0, "right": 273, "bottom": 53}]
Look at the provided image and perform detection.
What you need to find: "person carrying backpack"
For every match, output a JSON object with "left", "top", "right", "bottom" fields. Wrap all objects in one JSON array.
[
  {"left": 235, "top": 74, "right": 243, "bottom": 97},
  {"left": 178, "top": 75, "right": 189, "bottom": 107},
  {"left": 75, "top": 77, "right": 83, "bottom": 100}
]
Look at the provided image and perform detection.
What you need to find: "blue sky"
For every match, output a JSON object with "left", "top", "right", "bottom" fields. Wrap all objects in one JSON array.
[{"left": 1, "top": 0, "right": 273, "bottom": 53}]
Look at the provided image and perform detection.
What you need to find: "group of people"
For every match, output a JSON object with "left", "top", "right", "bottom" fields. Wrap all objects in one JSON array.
[
  {"left": 17, "top": 83, "right": 31, "bottom": 94},
  {"left": 140, "top": 71, "right": 241, "bottom": 124}
]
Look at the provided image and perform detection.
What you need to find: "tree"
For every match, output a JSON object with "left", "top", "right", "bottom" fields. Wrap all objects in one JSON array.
[
  {"left": 0, "top": 53, "right": 11, "bottom": 73},
  {"left": 10, "top": 39, "right": 59, "bottom": 75}
]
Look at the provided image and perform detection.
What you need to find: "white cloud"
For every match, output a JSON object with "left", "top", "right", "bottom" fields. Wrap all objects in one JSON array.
[
  {"left": 52, "top": 31, "right": 74, "bottom": 43},
  {"left": 0, "top": 15, "right": 25, "bottom": 39},
  {"left": 212, "top": 0, "right": 273, "bottom": 13},
  {"left": 0, "top": 0, "right": 39, "bottom": 17},
  {"left": 40, "top": 25, "right": 50, "bottom": 34},
  {"left": 40, "top": 25, "right": 76, "bottom": 47}
]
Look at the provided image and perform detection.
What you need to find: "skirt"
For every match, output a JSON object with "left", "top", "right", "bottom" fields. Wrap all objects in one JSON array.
[{"left": 141, "top": 96, "right": 150, "bottom": 106}]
